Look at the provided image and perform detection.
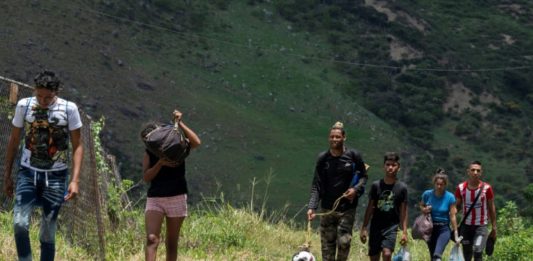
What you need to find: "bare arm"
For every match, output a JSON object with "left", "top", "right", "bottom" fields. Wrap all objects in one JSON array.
[
  {"left": 488, "top": 199, "right": 497, "bottom": 238},
  {"left": 65, "top": 128, "right": 83, "bottom": 200},
  {"left": 142, "top": 152, "right": 177, "bottom": 182},
  {"left": 450, "top": 203, "right": 458, "bottom": 231},
  {"left": 455, "top": 194, "right": 463, "bottom": 214},
  {"left": 361, "top": 199, "right": 375, "bottom": 228},
  {"left": 173, "top": 110, "right": 201, "bottom": 149},
  {"left": 400, "top": 201, "right": 408, "bottom": 244},
  {"left": 70, "top": 128, "right": 83, "bottom": 182},
  {"left": 143, "top": 153, "right": 161, "bottom": 182},
  {"left": 359, "top": 199, "right": 375, "bottom": 243},
  {"left": 178, "top": 121, "right": 201, "bottom": 149},
  {"left": 419, "top": 200, "right": 432, "bottom": 214},
  {"left": 450, "top": 203, "right": 459, "bottom": 241},
  {"left": 3, "top": 127, "right": 22, "bottom": 197}
]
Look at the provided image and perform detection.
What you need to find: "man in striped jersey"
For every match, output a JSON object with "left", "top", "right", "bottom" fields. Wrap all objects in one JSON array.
[{"left": 455, "top": 161, "right": 497, "bottom": 261}]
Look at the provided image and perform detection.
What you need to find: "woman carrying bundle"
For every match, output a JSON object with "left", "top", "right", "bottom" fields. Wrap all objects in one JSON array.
[{"left": 140, "top": 110, "right": 201, "bottom": 261}]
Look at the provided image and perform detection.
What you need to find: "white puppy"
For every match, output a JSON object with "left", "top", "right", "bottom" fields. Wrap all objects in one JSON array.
[{"left": 292, "top": 250, "right": 315, "bottom": 261}]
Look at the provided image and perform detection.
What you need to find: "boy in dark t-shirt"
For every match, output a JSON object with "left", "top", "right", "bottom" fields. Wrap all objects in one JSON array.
[{"left": 360, "top": 152, "right": 408, "bottom": 261}]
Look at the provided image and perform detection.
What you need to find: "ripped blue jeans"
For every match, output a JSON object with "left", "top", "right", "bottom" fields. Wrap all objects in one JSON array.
[{"left": 13, "top": 167, "right": 68, "bottom": 261}]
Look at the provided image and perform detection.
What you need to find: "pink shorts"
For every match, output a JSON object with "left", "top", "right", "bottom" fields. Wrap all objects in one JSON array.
[{"left": 145, "top": 194, "right": 188, "bottom": 218}]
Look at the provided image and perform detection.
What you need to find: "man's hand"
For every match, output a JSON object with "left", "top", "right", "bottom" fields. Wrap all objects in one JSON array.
[
  {"left": 490, "top": 227, "right": 497, "bottom": 239},
  {"left": 3, "top": 175, "right": 14, "bottom": 198},
  {"left": 344, "top": 187, "right": 357, "bottom": 202},
  {"left": 399, "top": 231, "right": 408, "bottom": 245},
  {"left": 173, "top": 110, "right": 182, "bottom": 122},
  {"left": 360, "top": 227, "right": 368, "bottom": 243},
  {"left": 64, "top": 181, "right": 79, "bottom": 201},
  {"left": 307, "top": 209, "right": 316, "bottom": 221}
]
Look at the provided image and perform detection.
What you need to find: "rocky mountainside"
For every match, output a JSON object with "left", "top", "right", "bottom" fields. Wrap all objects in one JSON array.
[{"left": 1, "top": 0, "right": 532, "bottom": 219}]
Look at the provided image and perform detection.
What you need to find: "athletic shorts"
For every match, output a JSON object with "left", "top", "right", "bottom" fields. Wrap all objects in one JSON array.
[
  {"left": 368, "top": 224, "right": 399, "bottom": 256},
  {"left": 145, "top": 194, "right": 188, "bottom": 218}
]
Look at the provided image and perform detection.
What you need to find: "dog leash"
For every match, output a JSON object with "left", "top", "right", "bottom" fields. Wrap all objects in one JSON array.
[
  {"left": 302, "top": 163, "right": 370, "bottom": 250},
  {"left": 302, "top": 193, "right": 348, "bottom": 250}
]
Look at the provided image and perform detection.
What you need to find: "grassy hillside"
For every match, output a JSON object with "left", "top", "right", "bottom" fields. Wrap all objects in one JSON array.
[
  {"left": 1, "top": 0, "right": 532, "bottom": 220},
  {"left": 0, "top": 0, "right": 407, "bottom": 218},
  {"left": 271, "top": 0, "right": 533, "bottom": 211},
  {"left": 1, "top": 200, "right": 532, "bottom": 260}
]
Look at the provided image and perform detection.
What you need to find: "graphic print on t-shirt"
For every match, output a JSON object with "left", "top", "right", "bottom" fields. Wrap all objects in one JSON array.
[
  {"left": 25, "top": 105, "right": 69, "bottom": 169},
  {"left": 377, "top": 190, "right": 395, "bottom": 212}
]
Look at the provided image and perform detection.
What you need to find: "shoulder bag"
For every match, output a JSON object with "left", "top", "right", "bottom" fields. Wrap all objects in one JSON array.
[{"left": 451, "top": 182, "right": 483, "bottom": 242}]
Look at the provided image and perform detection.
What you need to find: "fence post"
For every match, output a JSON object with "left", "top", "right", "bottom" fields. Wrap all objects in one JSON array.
[
  {"left": 87, "top": 121, "right": 107, "bottom": 260},
  {"left": 9, "top": 83, "right": 19, "bottom": 104}
]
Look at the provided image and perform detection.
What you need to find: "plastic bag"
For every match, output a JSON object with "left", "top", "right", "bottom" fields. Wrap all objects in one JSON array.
[
  {"left": 412, "top": 213, "right": 433, "bottom": 242},
  {"left": 449, "top": 243, "right": 465, "bottom": 261},
  {"left": 392, "top": 246, "right": 410, "bottom": 261}
]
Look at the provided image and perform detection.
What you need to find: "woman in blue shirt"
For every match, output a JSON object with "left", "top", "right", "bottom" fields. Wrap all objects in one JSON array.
[{"left": 420, "top": 168, "right": 459, "bottom": 261}]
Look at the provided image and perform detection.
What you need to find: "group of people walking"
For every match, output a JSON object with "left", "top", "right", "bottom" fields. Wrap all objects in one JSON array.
[
  {"left": 307, "top": 122, "right": 497, "bottom": 261},
  {"left": 3, "top": 71, "right": 496, "bottom": 261}
]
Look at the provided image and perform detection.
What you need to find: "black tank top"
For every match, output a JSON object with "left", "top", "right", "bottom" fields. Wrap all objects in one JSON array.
[{"left": 146, "top": 150, "right": 188, "bottom": 197}]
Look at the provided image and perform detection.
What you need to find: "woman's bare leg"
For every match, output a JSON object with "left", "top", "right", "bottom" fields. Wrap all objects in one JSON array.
[
  {"left": 145, "top": 211, "right": 165, "bottom": 261},
  {"left": 164, "top": 216, "right": 185, "bottom": 261}
]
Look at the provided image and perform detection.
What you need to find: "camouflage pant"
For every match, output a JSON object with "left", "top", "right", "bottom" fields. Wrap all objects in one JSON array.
[{"left": 319, "top": 208, "right": 356, "bottom": 261}]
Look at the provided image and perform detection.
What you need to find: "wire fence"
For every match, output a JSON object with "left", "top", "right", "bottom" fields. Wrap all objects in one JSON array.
[{"left": 0, "top": 77, "right": 124, "bottom": 260}]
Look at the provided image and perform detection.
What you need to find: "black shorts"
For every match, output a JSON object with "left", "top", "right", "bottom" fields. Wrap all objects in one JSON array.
[{"left": 368, "top": 224, "right": 399, "bottom": 256}]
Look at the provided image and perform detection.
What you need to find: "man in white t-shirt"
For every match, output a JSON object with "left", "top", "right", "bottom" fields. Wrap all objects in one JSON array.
[{"left": 3, "top": 71, "right": 83, "bottom": 261}]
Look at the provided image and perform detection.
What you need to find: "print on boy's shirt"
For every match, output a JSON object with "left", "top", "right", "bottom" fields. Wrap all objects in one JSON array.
[
  {"left": 24, "top": 105, "right": 69, "bottom": 169},
  {"left": 377, "top": 190, "right": 395, "bottom": 212}
]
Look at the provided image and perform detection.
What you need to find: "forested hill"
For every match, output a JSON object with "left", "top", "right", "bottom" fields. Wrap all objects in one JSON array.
[{"left": 1, "top": 0, "right": 532, "bottom": 220}]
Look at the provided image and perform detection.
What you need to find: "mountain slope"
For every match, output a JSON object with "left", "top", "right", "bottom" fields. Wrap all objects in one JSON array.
[{"left": 1, "top": 0, "right": 531, "bottom": 218}]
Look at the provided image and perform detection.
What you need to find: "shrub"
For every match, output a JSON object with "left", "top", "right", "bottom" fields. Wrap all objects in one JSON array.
[
  {"left": 492, "top": 226, "right": 533, "bottom": 260},
  {"left": 497, "top": 201, "right": 524, "bottom": 236},
  {"left": 476, "top": 201, "right": 533, "bottom": 259}
]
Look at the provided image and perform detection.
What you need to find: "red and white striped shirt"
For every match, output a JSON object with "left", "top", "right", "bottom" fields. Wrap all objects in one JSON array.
[{"left": 455, "top": 181, "right": 494, "bottom": 226}]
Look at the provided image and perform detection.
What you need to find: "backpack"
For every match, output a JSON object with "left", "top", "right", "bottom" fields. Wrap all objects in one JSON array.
[
  {"left": 348, "top": 149, "right": 368, "bottom": 195},
  {"left": 143, "top": 123, "right": 190, "bottom": 164}
]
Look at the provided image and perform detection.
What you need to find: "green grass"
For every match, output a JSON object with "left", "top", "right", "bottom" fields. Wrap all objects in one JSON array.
[
  {"left": 432, "top": 120, "right": 528, "bottom": 206},
  {"left": 3, "top": 199, "right": 531, "bottom": 260},
  {"left": 0, "top": 205, "right": 432, "bottom": 260},
  {"left": 105, "top": 0, "right": 408, "bottom": 217},
  {"left": 0, "top": 210, "right": 93, "bottom": 260}
]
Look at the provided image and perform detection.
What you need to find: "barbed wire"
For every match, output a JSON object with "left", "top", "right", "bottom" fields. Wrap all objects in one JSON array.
[{"left": 0, "top": 75, "right": 33, "bottom": 88}]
